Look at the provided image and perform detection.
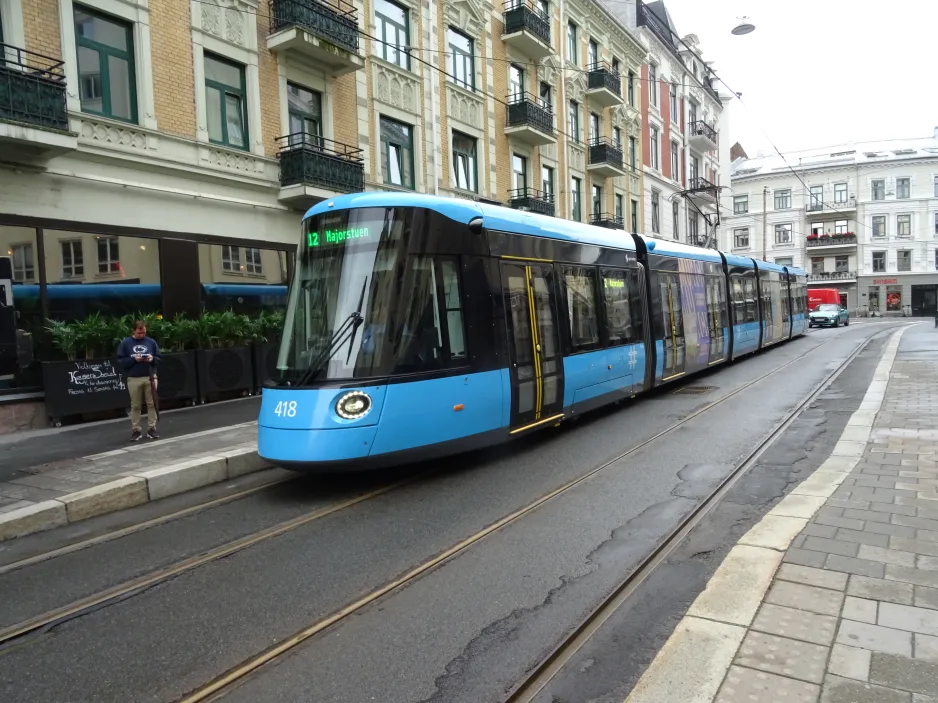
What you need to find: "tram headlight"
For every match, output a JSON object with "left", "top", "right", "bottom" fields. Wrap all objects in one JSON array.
[{"left": 335, "top": 391, "right": 372, "bottom": 420}]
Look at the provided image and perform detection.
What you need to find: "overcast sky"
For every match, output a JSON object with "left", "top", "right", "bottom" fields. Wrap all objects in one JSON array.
[{"left": 654, "top": 0, "right": 938, "bottom": 157}]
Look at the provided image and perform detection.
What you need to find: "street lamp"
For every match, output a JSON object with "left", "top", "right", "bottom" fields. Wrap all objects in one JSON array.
[{"left": 731, "top": 17, "right": 755, "bottom": 35}]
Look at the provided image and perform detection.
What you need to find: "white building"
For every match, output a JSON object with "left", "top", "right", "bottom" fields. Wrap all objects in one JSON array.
[
  {"left": 723, "top": 131, "right": 938, "bottom": 316},
  {"left": 599, "top": 0, "right": 728, "bottom": 247}
]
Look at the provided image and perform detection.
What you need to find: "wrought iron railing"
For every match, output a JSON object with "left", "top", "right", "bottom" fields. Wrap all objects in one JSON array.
[
  {"left": 590, "top": 213, "right": 624, "bottom": 229},
  {"left": 688, "top": 175, "right": 717, "bottom": 192},
  {"left": 506, "top": 91, "right": 554, "bottom": 136},
  {"left": 270, "top": 0, "right": 360, "bottom": 55},
  {"left": 807, "top": 199, "right": 824, "bottom": 212},
  {"left": 688, "top": 120, "right": 717, "bottom": 145},
  {"left": 509, "top": 187, "right": 555, "bottom": 216},
  {"left": 806, "top": 234, "right": 857, "bottom": 247},
  {"left": 503, "top": 0, "right": 551, "bottom": 47},
  {"left": 277, "top": 133, "right": 364, "bottom": 192},
  {"left": 0, "top": 42, "right": 68, "bottom": 131},
  {"left": 587, "top": 61, "right": 621, "bottom": 96},
  {"left": 808, "top": 271, "right": 856, "bottom": 282},
  {"left": 588, "top": 137, "right": 624, "bottom": 170}
]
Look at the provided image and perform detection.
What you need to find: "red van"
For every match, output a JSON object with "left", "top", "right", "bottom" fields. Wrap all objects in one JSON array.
[{"left": 808, "top": 289, "right": 841, "bottom": 311}]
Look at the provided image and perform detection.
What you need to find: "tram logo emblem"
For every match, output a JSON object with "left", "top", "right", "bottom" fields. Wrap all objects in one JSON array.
[{"left": 628, "top": 347, "right": 638, "bottom": 369}]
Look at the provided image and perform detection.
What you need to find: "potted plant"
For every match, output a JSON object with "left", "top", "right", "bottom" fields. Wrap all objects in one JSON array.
[
  {"left": 149, "top": 315, "right": 199, "bottom": 405},
  {"left": 249, "top": 309, "right": 285, "bottom": 390},
  {"left": 806, "top": 233, "right": 818, "bottom": 241},
  {"left": 195, "top": 310, "right": 255, "bottom": 401}
]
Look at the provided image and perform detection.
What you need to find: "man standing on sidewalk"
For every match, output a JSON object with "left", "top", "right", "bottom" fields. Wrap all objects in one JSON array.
[{"left": 117, "top": 321, "right": 161, "bottom": 441}]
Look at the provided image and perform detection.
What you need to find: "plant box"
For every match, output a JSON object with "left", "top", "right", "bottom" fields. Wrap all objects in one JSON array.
[
  {"left": 155, "top": 351, "right": 198, "bottom": 404},
  {"left": 42, "top": 358, "right": 129, "bottom": 425},
  {"left": 196, "top": 346, "right": 254, "bottom": 401},
  {"left": 252, "top": 341, "right": 281, "bottom": 390}
]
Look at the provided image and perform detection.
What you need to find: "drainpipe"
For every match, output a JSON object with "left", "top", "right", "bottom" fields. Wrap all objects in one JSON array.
[
  {"left": 558, "top": 0, "right": 568, "bottom": 215},
  {"left": 762, "top": 185, "right": 768, "bottom": 260}
]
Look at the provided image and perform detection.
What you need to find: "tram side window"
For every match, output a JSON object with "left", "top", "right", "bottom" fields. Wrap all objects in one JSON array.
[
  {"left": 441, "top": 259, "right": 466, "bottom": 359},
  {"left": 744, "top": 276, "right": 757, "bottom": 323},
  {"left": 563, "top": 266, "right": 600, "bottom": 351},
  {"left": 658, "top": 272, "right": 685, "bottom": 344},
  {"left": 761, "top": 279, "right": 774, "bottom": 325},
  {"left": 782, "top": 280, "right": 791, "bottom": 322},
  {"left": 601, "top": 269, "right": 633, "bottom": 346},
  {"left": 731, "top": 275, "right": 745, "bottom": 325}
]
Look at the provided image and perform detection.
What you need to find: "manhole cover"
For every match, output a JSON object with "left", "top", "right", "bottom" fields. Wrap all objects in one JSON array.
[{"left": 672, "top": 385, "right": 716, "bottom": 395}]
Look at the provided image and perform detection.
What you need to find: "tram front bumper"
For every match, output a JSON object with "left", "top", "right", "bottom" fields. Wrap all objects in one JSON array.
[{"left": 258, "top": 425, "right": 379, "bottom": 467}]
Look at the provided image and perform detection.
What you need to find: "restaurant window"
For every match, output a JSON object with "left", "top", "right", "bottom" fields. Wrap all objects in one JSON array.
[
  {"left": 380, "top": 116, "right": 414, "bottom": 189},
  {"left": 886, "top": 286, "right": 902, "bottom": 312},
  {"left": 563, "top": 266, "right": 599, "bottom": 351},
  {"left": 200, "top": 243, "right": 289, "bottom": 315},
  {"left": 204, "top": 53, "right": 247, "bottom": 150},
  {"left": 245, "top": 247, "right": 263, "bottom": 275},
  {"left": 447, "top": 28, "right": 474, "bottom": 90},
  {"left": 868, "top": 287, "right": 880, "bottom": 312},
  {"left": 221, "top": 244, "right": 241, "bottom": 272},
  {"left": 61, "top": 240, "right": 84, "bottom": 279},
  {"left": 452, "top": 131, "right": 477, "bottom": 192},
  {"left": 97, "top": 236, "right": 120, "bottom": 274},
  {"left": 9, "top": 242, "right": 35, "bottom": 282},
  {"left": 375, "top": 0, "right": 410, "bottom": 69},
  {"left": 74, "top": 5, "right": 137, "bottom": 123}
]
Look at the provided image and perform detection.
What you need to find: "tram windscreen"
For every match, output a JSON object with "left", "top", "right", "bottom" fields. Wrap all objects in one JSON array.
[{"left": 276, "top": 207, "right": 452, "bottom": 381}]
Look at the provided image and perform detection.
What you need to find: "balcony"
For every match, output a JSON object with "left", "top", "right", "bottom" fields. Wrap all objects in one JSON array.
[
  {"left": 276, "top": 133, "right": 364, "bottom": 205},
  {"left": 585, "top": 62, "right": 623, "bottom": 107},
  {"left": 687, "top": 120, "right": 718, "bottom": 152},
  {"left": 268, "top": 0, "right": 364, "bottom": 76},
  {"left": 501, "top": 1, "right": 552, "bottom": 60},
  {"left": 590, "top": 213, "right": 624, "bottom": 229},
  {"left": 586, "top": 137, "right": 626, "bottom": 178},
  {"left": 0, "top": 43, "right": 76, "bottom": 160},
  {"left": 806, "top": 233, "right": 857, "bottom": 249},
  {"left": 808, "top": 271, "right": 857, "bottom": 284},
  {"left": 509, "top": 187, "right": 555, "bottom": 216},
  {"left": 806, "top": 196, "right": 857, "bottom": 217},
  {"left": 686, "top": 175, "right": 719, "bottom": 203},
  {"left": 505, "top": 92, "right": 556, "bottom": 146}
]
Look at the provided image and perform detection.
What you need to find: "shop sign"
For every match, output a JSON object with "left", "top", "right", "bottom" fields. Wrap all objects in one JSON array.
[{"left": 873, "top": 278, "right": 898, "bottom": 285}]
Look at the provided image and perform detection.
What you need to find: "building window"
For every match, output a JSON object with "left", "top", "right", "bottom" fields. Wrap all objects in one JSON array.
[
  {"left": 613, "top": 126, "right": 622, "bottom": 148},
  {"left": 834, "top": 182, "right": 848, "bottom": 203},
  {"left": 539, "top": 81, "right": 552, "bottom": 111},
  {"left": 774, "top": 223, "right": 792, "bottom": 244},
  {"left": 835, "top": 255, "right": 848, "bottom": 273},
  {"left": 651, "top": 190, "right": 660, "bottom": 233},
  {"left": 670, "top": 140, "right": 679, "bottom": 180},
  {"left": 872, "top": 251, "right": 886, "bottom": 272},
  {"left": 447, "top": 28, "right": 473, "bottom": 90},
  {"left": 512, "top": 153, "right": 527, "bottom": 191},
  {"left": 542, "top": 165, "right": 554, "bottom": 198},
  {"left": 767, "top": 190, "right": 787, "bottom": 211},
  {"left": 868, "top": 286, "right": 880, "bottom": 312},
  {"left": 221, "top": 244, "right": 241, "bottom": 272},
  {"left": 934, "top": 175, "right": 938, "bottom": 198},
  {"left": 97, "top": 236, "right": 120, "bottom": 274},
  {"left": 669, "top": 83, "right": 677, "bottom": 122},
  {"left": 898, "top": 249, "right": 912, "bottom": 271},
  {"left": 587, "top": 39, "right": 598, "bottom": 69},
  {"left": 834, "top": 220, "right": 848, "bottom": 235},
  {"left": 571, "top": 176, "right": 581, "bottom": 221},
  {"left": 672, "top": 200, "right": 679, "bottom": 239},
  {"left": 380, "top": 116, "right": 414, "bottom": 189},
  {"left": 935, "top": 249, "right": 938, "bottom": 270},
  {"left": 689, "top": 155, "right": 699, "bottom": 183},
  {"left": 811, "top": 257, "right": 824, "bottom": 275},
  {"left": 775, "top": 257, "right": 793, "bottom": 267},
  {"left": 897, "top": 214, "right": 911, "bottom": 237},
  {"left": 589, "top": 112, "right": 600, "bottom": 143},
  {"left": 887, "top": 286, "right": 902, "bottom": 312},
  {"left": 566, "top": 22, "right": 577, "bottom": 65},
  {"left": 615, "top": 194, "right": 624, "bottom": 221},
  {"left": 688, "top": 101, "right": 697, "bottom": 126},
  {"left": 245, "top": 248, "right": 263, "bottom": 275},
  {"left": 648, "top": 63, "right": 657, "bottom": 107},
  {"left": 591, "top": 184, "right": 602, "bottom": 217},
  {"left": 872, "top": 179, "right": 885, "bottom": 200},
  {"left": 452, "top": 131, "right": 477, "bottom": 192},
  {"left": 611, "top": 57, "right": 620, "bottom": 75},
  {"left": 568, "top": 100, "right": 579, "bottom": 143},
  {"left": 204, "top": 53, "right": 247, "bottom": 150},
  {"left": 627, "top": 71, "right": 635, "bottom": 106},
  {"left": 897, "top": 177, "right": 910, "bottom": 199},
  {"left": 74, "top": 5, "right": 137, "bottom": 123},
  {"left": 628, "top": 136, "right": 636, "bottom": 169},
  {"left": 809, "top": 185, "right": 823, "bottom": 210},
  {"left": 935, "top": 212, "right": 938, "bottom": 236},
  {"left": 734, "top": 195, "right": 748, "bottom": 214},
  {"left": 375, "top": 0, "right": 409, "bottom": 69},
  {"left": 509, "top": 63, "right": 524, "bottom": 99},
  {"left": 630, "top": 199, "right": 638, "bottom": 233},
  {"left": 10, "top": 243, "right": 35, "bottom": 282},
  {"left": 689, "top": 213, "right": 698, "bottom": 243},
  {"left": 287, "top": 83, "right": 322, "bottom": 145},
  {"left": 61, "top": 240, "right": 84, "bottom": 278},
  {"left": 872, "top": 215, "right": 886, "bottom": 237},
  {"left": 734, "top": 228, "right": 749, "bottom": 248},
  {"left": 650, "top": 127, "right": 659, "bottom": 170}
]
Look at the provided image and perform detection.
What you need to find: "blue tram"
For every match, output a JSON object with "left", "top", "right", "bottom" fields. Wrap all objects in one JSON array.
[{"left": 258, "top": 193, "right": 808, "bottom": 471}]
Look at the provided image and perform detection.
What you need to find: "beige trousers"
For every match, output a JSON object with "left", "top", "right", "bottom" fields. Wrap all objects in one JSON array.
[{"left": 128, "top": 376, "right": 157, "bottom": 432}]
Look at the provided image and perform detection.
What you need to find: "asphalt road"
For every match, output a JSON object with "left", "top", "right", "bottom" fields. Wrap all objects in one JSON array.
[{"left": 0, "top": 321, "right": 910, "bottom": 703}]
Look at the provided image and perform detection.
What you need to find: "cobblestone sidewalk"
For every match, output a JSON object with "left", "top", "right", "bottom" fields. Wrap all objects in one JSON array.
[{"left": 628, "top": 326, "right": 938, "bottom": 703}]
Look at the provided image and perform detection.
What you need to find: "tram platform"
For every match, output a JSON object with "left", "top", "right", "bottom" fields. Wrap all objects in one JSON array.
[
  {"left": 0, "top": 398, "right": 269, "bottom": 541},
  {"left": 627, "top": 323, "right": 938, "bottom": 703}
]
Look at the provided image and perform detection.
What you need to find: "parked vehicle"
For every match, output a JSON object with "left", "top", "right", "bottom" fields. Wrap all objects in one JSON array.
[
  {"left": 808, "top": 288, "right": 841, "bottom": 311},
  {"left": 809, "top": 303, "right": 849, "bottom": 328}
]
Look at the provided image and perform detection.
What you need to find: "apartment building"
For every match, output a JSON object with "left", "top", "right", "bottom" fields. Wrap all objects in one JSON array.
[
  {"left": 723, "top": 131, "right": 938, "bottom": 315},
  {"left": 599, "top": 0, "right": 727, "bottom": 247}
]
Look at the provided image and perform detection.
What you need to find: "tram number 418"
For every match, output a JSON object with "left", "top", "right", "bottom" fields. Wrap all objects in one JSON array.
[{"left": 273, "top": 400, "right": 298, "bottom": 418}]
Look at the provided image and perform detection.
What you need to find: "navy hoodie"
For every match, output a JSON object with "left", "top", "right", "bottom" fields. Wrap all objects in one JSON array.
[{"left": 117, "top": 336, "right": 162, "bottom": 378}]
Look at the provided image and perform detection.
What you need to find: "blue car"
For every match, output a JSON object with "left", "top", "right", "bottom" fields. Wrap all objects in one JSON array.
[{"left": 809, "top": 303, "right": 849, "bottom": 328}]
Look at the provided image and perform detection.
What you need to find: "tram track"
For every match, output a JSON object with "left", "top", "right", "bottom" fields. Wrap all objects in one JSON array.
[{"left": 171, "top": 325, "right": 886, "bottom": 703}]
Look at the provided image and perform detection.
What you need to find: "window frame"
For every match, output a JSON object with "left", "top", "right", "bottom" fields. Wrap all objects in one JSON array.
[
  {"left": 380, "top": 115, "right": 415, "bottom": 189},
  {"left": 650, "top": 126, "right": 659, "bottom": 170},
  {"left": 375, "top": 0, "right": 410, "bottom": 70},
  {"left": 630, "top": 198, "right": 638, "bottom": 233},
  {"left": 872, "top": 250, "right": 886, "bottom": 272},
  {"left": 833, "top": 182, "right": 848, "bottom": 203},
  {"left": 615, "top": 193, "right": 624, "bottom": 221},
  {"left": 568, "top": 100, "right": 579, "bottom": 143},
  {"left": 628, "top": 135, "right": 636, "bottom": 169},
  {"left": 774, "top": 223, "right": 792, "bottom": 244},
  {"left": 61, "top": 239, "right": 84, "bottom": 279},
  {"left": 452, "top": 130, "right": 478, "bottom": 193},
  {"left": 286, "top": 81, "right": 323, "bottom": 146},
  {"left": 562, "top": 265, "right": 601, "bottom": 353},
  {"left": 834, "top": 255, "right": 848, "bottom": 273},
  {"left": 221, "top": 244, "right": 242, "bottom": 273},
  {"left": 96, "top": 236, "right": 120, "bottom": 274},
  {"left": 648, "top": 63, "right": 657, "bottom": 107},
  {"left": 601, "top": 268, "right": 638, "bottom": 347},
  {"left": 589, "top": 111, "right": 600, "bottom": 144},
  {"left": 512, "top": 152, "right": 527, "bottom": 191},
  {"left": 896, "top": 177, "right": 911, "bottom": 199},
  {"left": 571, "top": 176, "right": 582, "bottom": 221},
  {"left": 669, "top": 82, "right": 677, "bottom": 122},
  {"left": 587, "top": 39, "right": 598, "bottom": 69},
  {"left": 733, "top": 195, "right": 748, "bottom": 214},
  {"left": 897, "top": 249, "right": 912, "bottom": 272},
  {"left": 10, "top": 243, "right": 35, "bottom": 282},
  {"left": 447, "top": 27, "right": 474, "bottom": 91},
  {"left": 734, "top": 228, "right": 749, "bottom": 249},
  {"left": 651, "top": 189, "right": 660, "bottom": 233},
  {"left": 591, "top": 183, "right": 602, "bottom": 217},
  {"left": 897, "top": 213, "right": 912, "bottom": 237},
  {"left": 774, "top": 189, "right": 791, "bottom": 210},
  {"left": 670, "top": 140, "right": 679, "bottom": 180},
  {"left": 542, "top": 165, "right": 554, "bottom": 199},
  {"left": 872, "top": 179, "right": 885, "bottom": 200},
  {"left": 73, "top": 4, "right": 138, "bottom": 124},
  {"left": 872, "top": 214, "right": 886, "bottom": 237},
  {"left": 566, "top": 22, "right": 577, "bottom": 65},
  {"left": 626, "top": 70, "right": 635, "bottom": 106},
  {"left": 245, "top": 247, "right": 263, "bottom": 275},
  {"left": 672, "top": 199, "right": 679, "bottom": 239},
  {"left": 204, "top": 52, "right": 248, "bottom": 150}
]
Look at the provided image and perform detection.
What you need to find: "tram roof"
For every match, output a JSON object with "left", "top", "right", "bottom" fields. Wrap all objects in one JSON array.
[
  {"left": 304, "top": 193, "right": 636, "bottom": 252},
  {"left": 635, "top": 235, "right": 723, "bottom": 263},
  {"left": 756, "top": 260, "right": 789, "bottom": 274}
]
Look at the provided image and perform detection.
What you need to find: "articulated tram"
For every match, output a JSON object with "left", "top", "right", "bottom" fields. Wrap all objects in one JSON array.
[{"left": 258, "top": 193, "right": 807, "bottom": 471}]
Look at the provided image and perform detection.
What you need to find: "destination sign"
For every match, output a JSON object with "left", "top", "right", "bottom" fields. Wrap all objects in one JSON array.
[{"left": 308, "top": 227, "right": 373, "bottom": 248}]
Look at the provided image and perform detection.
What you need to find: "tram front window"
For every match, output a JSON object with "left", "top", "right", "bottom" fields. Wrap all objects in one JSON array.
[{"left": 276, "top": 207, "right": 460, "bottom": 382}]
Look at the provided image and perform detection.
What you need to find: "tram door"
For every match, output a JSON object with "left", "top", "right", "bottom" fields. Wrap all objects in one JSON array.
[{"left": 502, "top": 262, "right": 565, "bottom": 432}]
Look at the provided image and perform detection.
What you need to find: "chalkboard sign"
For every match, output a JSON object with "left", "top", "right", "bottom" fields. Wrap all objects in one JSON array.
[{"left": 43, "top": 358, "right": 130, "bottom": 423}]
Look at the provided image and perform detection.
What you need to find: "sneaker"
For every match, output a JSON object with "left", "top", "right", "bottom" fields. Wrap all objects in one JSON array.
[
  {"left": 147, "top": 429, "right": 160, "bottom": 440},
  {"left": 130, "top": 430, "right": 142, "bottom": 442}
]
